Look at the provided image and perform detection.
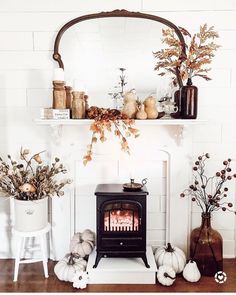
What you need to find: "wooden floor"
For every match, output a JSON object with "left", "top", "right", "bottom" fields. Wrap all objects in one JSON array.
[{"left": 0, "top": 259, "right": 236, "bottom": 292}]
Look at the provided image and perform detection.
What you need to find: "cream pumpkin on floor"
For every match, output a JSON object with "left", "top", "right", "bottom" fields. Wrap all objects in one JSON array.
[
  {"left": 70, "top": 229, "right": 95, "bottom": 258},
  {"left": 154, "top": 243, "right": 186, "bottom": 273},
  {"left": 183, "top": 260, "right": 201, "bottom": 282},
  {"left": 157, "top": 265, "right": 176, "bottom": 286},
  {"left": 54, "top": 253, "right": 87, "bottom": 282}
]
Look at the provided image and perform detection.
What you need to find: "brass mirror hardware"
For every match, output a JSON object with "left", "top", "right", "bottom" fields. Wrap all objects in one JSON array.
[{"left": 53, "top": 9, "right": 187, "bottom": 88}]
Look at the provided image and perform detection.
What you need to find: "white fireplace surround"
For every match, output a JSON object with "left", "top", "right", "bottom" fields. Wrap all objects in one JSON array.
[
  {"left": 2, "top": 121, "right": 235, "bottom": 260},
  {"left": 46, "top": 122, "right": 193, "bottom": 260}
]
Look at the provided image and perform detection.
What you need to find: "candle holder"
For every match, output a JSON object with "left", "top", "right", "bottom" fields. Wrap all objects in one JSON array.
[
  {"left": 65, "top": 85, "right": 73, "bottom": 109},
  {"left": 72, "top": 91, "right": 85, "bottom": 119},
  {"left": 84, "top": 94, "right": 89, "bottom": 117},
  {"left": 52, "top": 81, "right": 66, "bottom": 109}
]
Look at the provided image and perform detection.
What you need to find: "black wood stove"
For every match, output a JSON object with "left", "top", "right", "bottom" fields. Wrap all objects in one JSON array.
[{"left": 93, "top": 184, "right": 150, "bottom": 268}]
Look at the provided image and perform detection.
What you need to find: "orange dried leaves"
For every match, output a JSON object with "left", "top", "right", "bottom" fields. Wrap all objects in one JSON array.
[
  {"left": 83, "top": 107, "right": 140, "bottom": 165},
  {"left": 154, "top": 24, "right": 220, "bottom": 83}
]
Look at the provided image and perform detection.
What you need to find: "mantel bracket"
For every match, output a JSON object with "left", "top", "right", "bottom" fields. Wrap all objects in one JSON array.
[
  {"left": 173, "top": 125, "right": 189, "bottom": 145},
  {"left": 50, "top": 125, "right": 63, "bottom": 145}
]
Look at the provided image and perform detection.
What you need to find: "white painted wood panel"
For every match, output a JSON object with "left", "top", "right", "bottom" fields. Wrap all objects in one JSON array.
[
  {"left": 26, "top": 89, "right": 52, "bottom": 107},
  {"left": 198, "top": 88, "right": 236, "bottom": 107},
  {"left": 0, "top": 12, "right": 81, "bottom": 31},
  {"left": 33, "top": 32, "right": 57, "bottom": 51},
  {"left": 0, "top": 51, "right": 53, "bottom": 69},
  {"left": 0, "top": 89, "right": 27, "bottom": 107},
  {"left": 0, "top": 1, "right": 235, "bottom": 259},
  {"left": 142, "top": 0, "right": 236, "bottom": 12},
  {"left": 151, "top": 11, "right": 236, "bottom": 31},
  {"left": 0, "top": 69, "right": 52, "bottom": 89},
  {"left": 0, "top": 1, "right": 142, "bottom": 12},
  {"left": 0, "top": 32, "right": 33, "bottom": 51},
  {"left": 192, "top": 124, "right": 222, "bottom": 143}
]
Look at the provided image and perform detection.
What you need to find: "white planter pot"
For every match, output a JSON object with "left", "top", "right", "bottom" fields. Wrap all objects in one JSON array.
[{"left": 14, "top": 197, "right": 48, "bottom": 232}]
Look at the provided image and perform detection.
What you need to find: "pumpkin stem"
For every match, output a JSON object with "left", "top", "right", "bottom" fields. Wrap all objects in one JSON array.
[
  {"left": 68, "top": 253, "right": 75, "bottom": 265},
  {"left": 166, "top": 243, "right": 174, "bottom": 252},
  {"left": 164, "top": 272, "right": 176, "bottom": 280}
]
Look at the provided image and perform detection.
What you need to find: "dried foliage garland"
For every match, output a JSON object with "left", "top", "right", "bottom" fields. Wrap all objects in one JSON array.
[
  {"left": 0, "top": 148, "right": 71, "bottom": 200},
  {"left": 83, "top": 107, "right": 139, "bottom": 165},
  {"left": 154, "top": 24, "right": 220, "bottom": 84}
]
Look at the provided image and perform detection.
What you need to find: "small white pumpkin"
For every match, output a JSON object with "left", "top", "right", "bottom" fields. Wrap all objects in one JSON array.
[
  {"left": 81, "top": 229, "right": 95, "bottom": 243},
  {"left": 54, "top": 253, "right": 87, "bottom": 282},
  {"left": 183, "top": 260, "right": 201, "bottom": 282},
  {"left": 70, "top": 240, "right": 94, "bottom": 258},
  {"left": 19, "top": 183, "right": 36, "bottom": 193},
  {"left": 70, "top": 230, "right": 95, "bottom": 257},
  {"left": 157, "top": 265, "right": 176, "bottom": 286},
  {"left": 72, "top": 270, "right": 89, "bottom": 289},
  {"left": 155, "top": 243, "right": 186, "bottom": 273},
  {"left": 70, "top": 232, "right": 82, "bottom": 244},
  {"left": 122, "top": 90, "right": 137, "bottom": 119}
]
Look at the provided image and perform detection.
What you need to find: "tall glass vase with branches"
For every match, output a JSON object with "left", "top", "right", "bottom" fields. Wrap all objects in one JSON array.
[{"left": 181, "top": 153, "right": 236, "bottom": 276}]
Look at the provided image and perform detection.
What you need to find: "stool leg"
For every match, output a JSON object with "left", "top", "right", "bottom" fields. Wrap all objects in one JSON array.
[
  {"left": 13, "top": 236, "right": 25, "bottom": 282},
  {"left": 39, "top": 234, "right": 48, "bottom": 278}
]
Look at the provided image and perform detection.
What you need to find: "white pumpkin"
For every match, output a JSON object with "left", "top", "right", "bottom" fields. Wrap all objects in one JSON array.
[
  {"left": 72, "top": 270, "right": 89, "bottom": 289},
  {"left": 70, "top": 240, "right": 94, "bottom": 258},
  {"left": 183, "top": 260, "right": 201, "bottom": 282},
  {"left": 157, "top": 265, "right": 176, "bottom": 286},
  {"left": 81, "top": 229, "right": 95, "bottom": 243},
  {"left": 54, "top": 253, "right": 87, "bottom": 282},
  {"left": 70, "top": 232, "right": 82, "bottom": 244},
  {"left": 155, "top": 243, "right": 186, "bottom": 273},
  {"left": 70, "top": 230, "right": 95, "bottom": 257}
]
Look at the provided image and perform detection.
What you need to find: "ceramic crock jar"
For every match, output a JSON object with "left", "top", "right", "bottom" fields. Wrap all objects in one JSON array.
[
  {"left": 14, "top": 196, "right": 48, "bottom": 232},
  {"left": 181, "top": 78, "right": 198, "bottom": 119},
  {"left": 190, "top": 212, "right": 223, "bottom": 276}
]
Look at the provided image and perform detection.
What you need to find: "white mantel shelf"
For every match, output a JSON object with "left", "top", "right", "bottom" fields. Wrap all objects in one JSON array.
[
  {"left": 35, "top": 119, "right": 206, "bottom": 126},
  {"left": 35, "top": 119, "right": 206, "bottom": 143}
]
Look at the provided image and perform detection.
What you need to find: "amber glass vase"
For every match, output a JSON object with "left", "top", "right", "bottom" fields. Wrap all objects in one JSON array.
[
  {"left": 170, "top": 89, "right": 181, "bottom": 119},
  {"left": 190, "top": 213, "right": 223, "bottom": 276},
  {"left": 181, "top": 78, "right": 198, "bottom": 119}
]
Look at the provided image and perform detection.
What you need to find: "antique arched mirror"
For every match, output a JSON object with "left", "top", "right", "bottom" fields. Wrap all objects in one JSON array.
[{"left": 53, "top": 10, "right": 186, "bottom": 108}]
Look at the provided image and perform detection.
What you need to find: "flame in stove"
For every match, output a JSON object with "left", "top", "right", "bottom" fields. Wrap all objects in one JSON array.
[{"left": 104, "top": 209, "right": 139, "bottom": 231}]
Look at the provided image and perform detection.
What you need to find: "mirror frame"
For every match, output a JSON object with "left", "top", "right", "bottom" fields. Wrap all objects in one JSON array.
[{"left": 53, "top": 9, "right": 187, "bottom": 87}]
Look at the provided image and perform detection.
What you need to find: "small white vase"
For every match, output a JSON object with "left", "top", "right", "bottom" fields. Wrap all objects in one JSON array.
[{"left": 14, "top": 197, "right": 48, "bottom": 232}]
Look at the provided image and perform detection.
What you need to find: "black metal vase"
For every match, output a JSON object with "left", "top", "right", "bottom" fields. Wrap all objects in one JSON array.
[{"left": 181, "top": 78, "right": 198, "bottom": 119}]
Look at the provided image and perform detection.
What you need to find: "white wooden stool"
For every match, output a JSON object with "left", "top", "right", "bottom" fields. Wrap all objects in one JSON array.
[{"left": 12, "top": 223, "right": 51, "bottom": 282}]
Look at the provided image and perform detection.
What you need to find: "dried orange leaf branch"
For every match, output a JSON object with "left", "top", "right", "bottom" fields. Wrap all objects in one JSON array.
[
  {"left": 153, "top": 24, "right": 220, "bottom": 84},
  {"left": 83, "top": 107, "right": 139, "bottom": 165}
]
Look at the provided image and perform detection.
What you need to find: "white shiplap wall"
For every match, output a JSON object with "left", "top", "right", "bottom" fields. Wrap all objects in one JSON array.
[{"left": 0, "top": 0, "right": 236, "bottom": 258}]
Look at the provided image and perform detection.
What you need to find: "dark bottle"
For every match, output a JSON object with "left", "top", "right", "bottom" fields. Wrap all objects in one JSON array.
[
  {"left": 171, "top": 89, "right": 181, "bottom": 119},
  {"left": 190, "top": 213, "right": 223, "bottom": 276},
  {"left": 181, "top": 78, "right": 198, "bottom": 119}
]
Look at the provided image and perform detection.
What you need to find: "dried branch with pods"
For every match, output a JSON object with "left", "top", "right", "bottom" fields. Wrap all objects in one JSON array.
[
  {"left": 180, "top": 153, "right": 236, "bottom": 214},
  {"left": 0, "top": 148, "right": 71, "bottom": 200}
]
